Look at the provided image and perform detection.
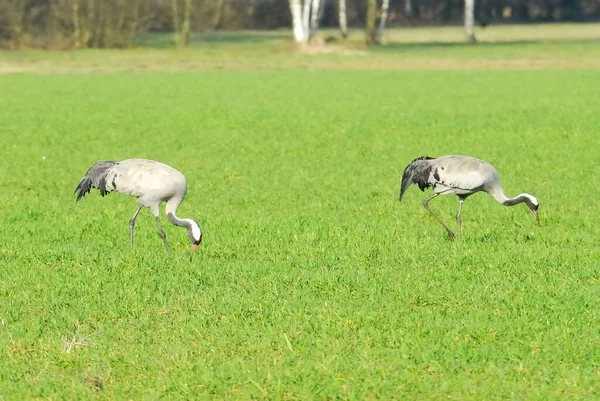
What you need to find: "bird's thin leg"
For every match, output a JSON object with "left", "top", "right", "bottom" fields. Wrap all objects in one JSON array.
[
  {"left": 155, "top": 215, "right": 171, "bottom": 252},
  {"left": 129, "top": 206, "right": 143, "bottom": 248},
  {"left": 456, "top": 197, "right": 465, "bottom": 242},
  {"left": 422, "top": 193, "right": 456, "bottom": 241}
]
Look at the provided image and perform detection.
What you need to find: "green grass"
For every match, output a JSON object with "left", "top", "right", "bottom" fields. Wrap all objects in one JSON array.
[{"left": 1, "top": 40, "right": 600, "bottom": 399}]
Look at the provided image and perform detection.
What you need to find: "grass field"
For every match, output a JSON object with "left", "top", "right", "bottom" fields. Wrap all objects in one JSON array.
[
  {"left": 2, "top": 23, "right": 600, "bottom": 73},
  {"left": 1, "top": 25, "right": 600, "bottom": 400}
]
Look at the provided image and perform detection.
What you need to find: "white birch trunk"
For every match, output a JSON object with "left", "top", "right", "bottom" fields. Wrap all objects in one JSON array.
[
  {"left": 309, "top": 0, "right": 320, "bottom": 38},
  {"left": 339, "top": 0, "right": 348, "bottom": 38},
  {"left": 377, "top": 0, "right": 390, "bottom": 43},
  {"left": 464, "top": 0, "right": 476, "bottom": 43},
  {"left": 289, "top": 0, "right": 306, "bottom": 43},
  {"left": 309, "top": 0, "right": 326, "bottom": 38},
  {"left": 302, "top": 0, "right": 311, "bottom": 39},
  {"left": 289, "top": 0, "right": 325, "bottom": 45},
  {"left": 405, "top": 0, "right": 412, "bottom": 16}
]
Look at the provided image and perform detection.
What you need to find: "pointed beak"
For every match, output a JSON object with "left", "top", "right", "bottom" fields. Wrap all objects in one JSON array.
[
  {"left": 532, "top": 209, "right": 540, "bottom": 226},
  {"left": 192, "top": 244, "right": 198, "bottom": 251}
]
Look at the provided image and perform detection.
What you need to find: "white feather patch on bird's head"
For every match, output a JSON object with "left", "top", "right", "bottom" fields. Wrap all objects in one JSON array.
[
  {"left": 520, "top": 193, "right": 540, "bottom": 225},
  {"left": 188, "top": 219, "right": 202, "bottom": 245},
  {"left": 522, "top": 194, "right": 539, "bottom": 208}
]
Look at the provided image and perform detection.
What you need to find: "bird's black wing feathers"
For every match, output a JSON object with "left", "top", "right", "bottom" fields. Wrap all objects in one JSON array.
[
  {"left": 74, "top": 161, "right": 119, "bottom": 201},
  {"left": 399, "top": 156, "right": 435, "bottom": 201}
]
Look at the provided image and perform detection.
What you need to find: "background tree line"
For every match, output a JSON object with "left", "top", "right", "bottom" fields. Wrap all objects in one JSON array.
[{"left": 0, "top": 0, "right": 598, "bottom": 49}]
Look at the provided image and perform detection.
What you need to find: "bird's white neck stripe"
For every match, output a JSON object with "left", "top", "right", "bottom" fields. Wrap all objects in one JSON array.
[{"left": 189, "top": 220, "right": 201, "bottom": 239}]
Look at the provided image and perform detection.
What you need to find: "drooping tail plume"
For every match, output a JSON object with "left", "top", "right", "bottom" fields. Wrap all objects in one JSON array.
[
  {"left": 399, "top": 156, "right": 435, "bottom": 201},
  {"left": 74, "top": 161, "right": 119, "bottom": 201}
]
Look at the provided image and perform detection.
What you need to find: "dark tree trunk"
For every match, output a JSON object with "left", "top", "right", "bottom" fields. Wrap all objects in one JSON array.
[{"left": 365, "top": 0, "right": 377, "bottom": 44}]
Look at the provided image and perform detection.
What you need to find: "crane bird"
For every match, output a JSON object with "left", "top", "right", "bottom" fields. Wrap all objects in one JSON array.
[
  {"left": 399, "top": 155, "right": 539, "bottom": 241},
  {"left": 74, "top": 159, "right": 202, "bottom": 252}
]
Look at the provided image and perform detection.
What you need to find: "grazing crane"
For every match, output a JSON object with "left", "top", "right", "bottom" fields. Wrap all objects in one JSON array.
[
  {"left": 399, "top": 155, "right": 539, "bottom": 241},
  {"left": 74, "top": 159, "right": 202, "bottom": 251}
]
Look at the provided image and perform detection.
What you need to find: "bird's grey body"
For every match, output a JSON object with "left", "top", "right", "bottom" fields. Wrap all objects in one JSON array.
[
  {"left": 75, "top": 159, "right": 202, "bottom": 251},
  {"left": 399, "top": 155, "right": 539, "bottom": 241}
]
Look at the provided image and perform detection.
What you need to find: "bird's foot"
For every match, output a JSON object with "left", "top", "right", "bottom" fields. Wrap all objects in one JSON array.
[{"left": 446, "top": 231, "right": 456, "bottom": 241}]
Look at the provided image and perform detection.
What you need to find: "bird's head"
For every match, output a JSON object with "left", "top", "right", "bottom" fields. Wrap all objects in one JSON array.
[
  {"left": 522, "top": 194, "right": 539, "bottom": 225},
  {"left": 188, "top": 220, "right": 203, "bottom": 251}
]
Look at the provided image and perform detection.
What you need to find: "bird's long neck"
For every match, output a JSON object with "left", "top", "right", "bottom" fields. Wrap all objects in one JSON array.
[
  {"left": 166, "top": 198, "right": 202, "bottom": 239},
  {"left": 503, "top": 195, "right": 532, "bottom": 206},
  {"left": 487, "top": 186, "right": 530, "bottom": 207},
  {"left": 165, "top": 197, "right": 202, "bottom": 245},
  {"left": 167, "top": 212, "right": 202, "bottom": 244},
  {"left": 166, "top": 212, "right": 192, "bottom": 228},
  {"left": 165, "top": 197, "right": 187, "bottom": 228}
]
